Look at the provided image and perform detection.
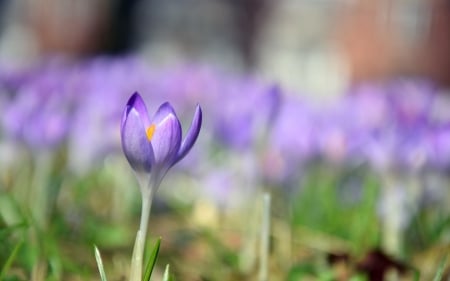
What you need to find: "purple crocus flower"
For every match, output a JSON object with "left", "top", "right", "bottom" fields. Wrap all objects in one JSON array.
[
  {"left": 120, "top": 91, "right": 202, "bottom": 280},
  {"left": 121, "top": 92, "right": 202, "bottom": 188}
]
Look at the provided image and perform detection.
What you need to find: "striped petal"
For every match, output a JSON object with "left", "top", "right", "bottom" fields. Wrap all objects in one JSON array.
[
  {"left": 149, "top": 102, "right": 182, "bottom": 169},
  {"left": 174, "top": 104, "right": 202, "bottom": 165},
  {"left": 121, "top": 95, "right": 154, "bottom": 172}
]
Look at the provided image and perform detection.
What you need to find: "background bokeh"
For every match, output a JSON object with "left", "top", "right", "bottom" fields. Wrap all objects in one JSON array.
[{"left": 1, "top": 1, "right": 450, "bottom": 280}]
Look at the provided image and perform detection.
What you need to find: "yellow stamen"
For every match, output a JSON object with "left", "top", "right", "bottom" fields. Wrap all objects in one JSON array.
[{"left": 146, "top": 124, "right": 156, "bottom": 141}]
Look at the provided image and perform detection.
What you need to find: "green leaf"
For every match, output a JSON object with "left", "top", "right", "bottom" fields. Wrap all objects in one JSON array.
[
  {"left": 413, "top": 268, "right": 421, "bottom": 281},
  {"left": 432, "top": 253, "right": 448, "bottom": 281},
  {"left": 94, "top": 245, "right": 108, "bottom": 281},
  {"left": 0, "top": 238, "right": 23, "bottom": 280},
  {"left": 349, "top": 274, "right": 368, "bottom": 281},
  {"left": 143, "top": 237, "right": 161, "bottom": 281},
  {"left": 0, "top": 222, "right": 28, "bottom": 240},
  {"left": 286, "top": 263, "right": 316, "bottom": 280},
  {"left": 162, "top": 264, "right": 175, "bottom": 281}
]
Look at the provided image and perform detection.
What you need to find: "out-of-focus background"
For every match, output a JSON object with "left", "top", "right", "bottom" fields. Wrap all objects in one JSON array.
[
  {"left": 1, "top": 0, "right": 449, "bottom": 92},
  {"left": 1, "top": 1, "right": 450, "bottom": 280}
]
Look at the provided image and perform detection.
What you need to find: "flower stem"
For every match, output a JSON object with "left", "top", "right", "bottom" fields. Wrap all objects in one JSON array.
[
  {"left": 258, "top": 193, "right": 271, "bottom": 281},
  {"left": 129, "top": 188, "right": 153, "bottom": 281}
]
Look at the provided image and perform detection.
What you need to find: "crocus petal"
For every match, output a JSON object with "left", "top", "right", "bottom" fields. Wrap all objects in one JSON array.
[
  {"left": 121, "top": 97, "right": 154, "bottom": 172},
  {"left": 174, "top": 104, "right": 202, "bottom": 165},
  {"left": 121, "top": 92, "right": 151, "bottom": 130},
  {"left": 149, "top": 102, "right": 182, "bottom": 168}
]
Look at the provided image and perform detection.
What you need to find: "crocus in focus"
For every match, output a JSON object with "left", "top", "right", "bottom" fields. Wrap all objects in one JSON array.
[
  {"left": 120, "top": 92, "right": 202, "bottom": 281},
  {"left": 121, "top": 91, "right": 202, "bottom": 188}
]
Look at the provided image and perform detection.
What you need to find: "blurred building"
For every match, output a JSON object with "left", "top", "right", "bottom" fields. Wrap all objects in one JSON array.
[
  {"left": 0, "top": 0, "right": 448, "bottom": 90},
  {"left": 255, "top": 0, "right": 450, "bottom": 98},
  {"left": 336, "top": 0, "right": 450, "bottom": 86},
  {"left": 254, "top": 0, "right": 347, "bottom": 99},
  {"left": 133, "top": 0, "right": 244, "bottom": 69}
]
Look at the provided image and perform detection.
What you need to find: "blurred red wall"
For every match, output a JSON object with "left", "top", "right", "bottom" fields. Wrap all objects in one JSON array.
[{"left": 336, "top": 0, "right": 450, "bottom": 86}]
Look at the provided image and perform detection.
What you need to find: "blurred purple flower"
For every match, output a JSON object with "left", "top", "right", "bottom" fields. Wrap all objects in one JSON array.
[
  {"left": 2, "top": 64, "right": 74, "bottom": 149},
  {"left": 386, "top": 79, "right": 435, "bottom": 128},
  {"left": 67, "top": 57, "right": 152, "bottom": 172},
  {"left": 2, "top": 56, "right": 450, "bottom": 184},
  {"left": 342, "top": 80, "right": 444, "bottom": 171},
  {"left": 265, "top": 96, "right": 317, "bottom": 183},
  {"left": 429, "top": 125, "right": 450, "bottom": 169},
  {"left": 212, "top": 81, "right": 281, "bottom": 150}
]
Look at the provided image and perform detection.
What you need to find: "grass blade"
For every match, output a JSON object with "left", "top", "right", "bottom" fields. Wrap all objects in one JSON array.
[
  {"left": 0, "top": 238, "right": 23, "bottom": 280},
  {"left": 432, "top": 253, "right": 448, "bottom": 281},
  {"left": 162, "top": 264, "right": 175, "bottom": 281},
  {"left": 0, "top": 222, "right": 28, "bottom": 239},
  {"left": 94, "top": 245, "right": 108, "bottom": 281},
  {"left": 259, "top": 193, "right": 271, "bottom": 281},
  {"left": 143, "top": 237, "right": 162, "bottom": 281}
]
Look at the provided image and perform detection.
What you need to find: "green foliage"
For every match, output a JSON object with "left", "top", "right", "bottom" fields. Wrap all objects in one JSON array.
[
  {"left": 291, "top": 164, "right": 381, "bottom": 254},
  {"left": 2, "top": 156, "right": 450, "bottom": 280},
  {"left": 286, "top": 263, "right": 317, "bottom": 280},
  {"left": 162, "top": 264, "right": 175, "bottom": 281},
  {"left": 432, "top": 254, "right": 448, "bottom": 281},
  {"left": 348, "top": 274, "right": 368, "bottom": 281},
  {"left": 406, "top": 206, "right": 450, "bottom": 255},
  {"left": 0, "top": 239, "right": 24, "bottom": 280},
  {"left": 143, "top": 237, "right": 162, "bottom": 281},
  {"left": 94, "top": 246, "right": 108, "bottom": 281}
]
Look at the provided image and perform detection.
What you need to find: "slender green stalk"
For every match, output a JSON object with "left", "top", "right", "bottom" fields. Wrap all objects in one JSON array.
[
  {"left": 94, "top": 246, "right": 108, "bottom": 281},
  {"left": 30, "top": 152, "right": 52, "bottom": 281},
  {"left": 162, "top": 264, "right": 171, "bottom": 281},
  {"left": 258, "top": 193, "right": 271, "bottom": 281},
  {"left": 129, "top": 196, "right": 152, "bottom": 281},
  {"left": 129, "top": 179, "right": 155, "bottom": 281},
  {"left": 239, "top": 199, "right": 259, "bottom": 273},
  {"left": 381, "top": 172, "right": 408, "bottom": 257},
  {"left": 31, "top": 152, "right": 52, "bottom": 230},
  {"left": 432, "top": 254, "right": 448, "bottom": 281},
  {"left": 0, "top": 239, "right": 23, "bottom": 280},
  {"left": 143, "top": 237, "right": 162, "bottom": 281}
]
